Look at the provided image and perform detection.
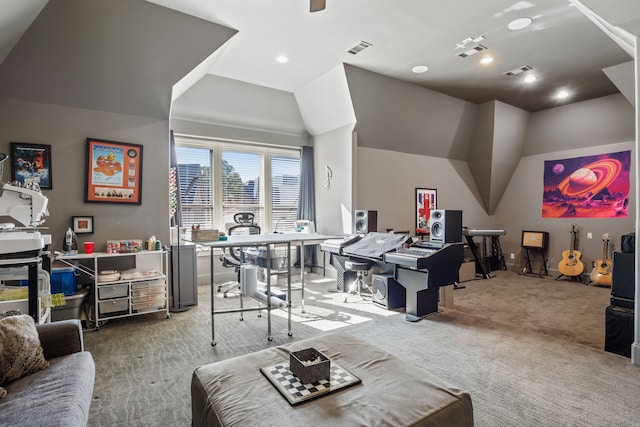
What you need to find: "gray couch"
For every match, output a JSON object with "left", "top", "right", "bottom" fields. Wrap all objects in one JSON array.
[{"left": 0, "top": 319, "right": 95, "bottom": 427}]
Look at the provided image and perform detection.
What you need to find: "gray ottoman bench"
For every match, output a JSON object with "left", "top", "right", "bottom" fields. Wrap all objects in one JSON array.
[{"left": 192, "top": 332, "right": 473, "bottom": 426}]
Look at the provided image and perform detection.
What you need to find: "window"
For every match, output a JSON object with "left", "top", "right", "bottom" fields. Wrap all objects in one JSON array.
[{"left": 175, "top": 136, "right": 300, "bottom": 235}]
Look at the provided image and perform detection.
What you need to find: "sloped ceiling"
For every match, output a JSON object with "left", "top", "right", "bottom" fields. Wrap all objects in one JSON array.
[
  {"left": 171, "top": 74, "right": 308, "bottom": 136},
  {"left": 0, "top": 0, "right": 236, "bottom": 119},
  {"left": 0, "top": 0, "right": 47, "bottom": 67}
]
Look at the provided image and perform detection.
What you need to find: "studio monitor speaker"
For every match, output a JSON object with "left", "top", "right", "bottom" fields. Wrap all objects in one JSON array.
[
  {"left": 354, "top": 210, "right": 377, "bottom": 234},
  {"left": 371, "top": 274, "right": 405, "bottom": 310},
  {"left": 429, "top": 210, "right": 463, "bottom": 244}
]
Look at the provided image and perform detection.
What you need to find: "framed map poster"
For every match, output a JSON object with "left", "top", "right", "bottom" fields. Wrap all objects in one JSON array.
[{"left": 85, "top": 138, "right": 143, "bottom": 204}]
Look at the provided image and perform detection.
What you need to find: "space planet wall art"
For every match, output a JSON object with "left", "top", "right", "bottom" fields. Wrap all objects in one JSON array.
[{"left": 542, "top": 150, "right": 630, "bottom": 218}]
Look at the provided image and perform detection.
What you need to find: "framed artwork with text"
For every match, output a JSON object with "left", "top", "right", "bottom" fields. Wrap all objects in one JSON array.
[{"left": 85, "top": 138, "right": 143, "bottom": 204}]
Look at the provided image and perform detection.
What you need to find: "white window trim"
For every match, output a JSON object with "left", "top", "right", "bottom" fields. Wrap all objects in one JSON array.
[{"left": 175, "top": 134, "right": 300, "bottom": 233}]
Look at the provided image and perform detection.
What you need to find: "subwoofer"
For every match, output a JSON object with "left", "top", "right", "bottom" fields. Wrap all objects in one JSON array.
[
  {"left": 612, "top": 251, "right": 635, "bottom": 301},
  {"left": 354, "top": 210, "right": 377, "bottom": 234},
  {"left": 429, "top": 210, "right": 463, "bottom": 244},
  {"left": 371, "top": 274, "right": 405, "bottom": 310}
]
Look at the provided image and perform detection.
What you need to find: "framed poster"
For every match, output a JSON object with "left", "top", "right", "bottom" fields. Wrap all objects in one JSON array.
[
  {"left": 10, "top": 142, "right": 53, "bottom": 189},
  {"left": 542, "top": 150, "right": 630, "bottom": 218},
  {"left": 85, "top": 138, "right": 142, "bottom": 204},
  {"left": 415, "top": 188, "right": 437, "bottom": 235}
]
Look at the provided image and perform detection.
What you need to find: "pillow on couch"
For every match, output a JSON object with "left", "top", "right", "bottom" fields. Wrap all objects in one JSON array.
[{"left": 0, "top": 314, "right": 49, "bottom": 399}]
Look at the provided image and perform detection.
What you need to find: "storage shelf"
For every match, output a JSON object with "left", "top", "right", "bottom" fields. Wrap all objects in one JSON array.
[{"left": 56, "top": 251, "right": 170, "bottom": 329}]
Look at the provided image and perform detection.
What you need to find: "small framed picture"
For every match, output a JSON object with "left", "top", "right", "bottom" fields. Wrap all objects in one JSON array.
[{"left": 72, "top": 216, "right": 94, "bottom": 234}]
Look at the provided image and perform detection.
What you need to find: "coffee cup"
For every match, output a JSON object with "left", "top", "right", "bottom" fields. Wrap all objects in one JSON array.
[{"left": 84, "top": 242, "right": 95, "bottom": 254}]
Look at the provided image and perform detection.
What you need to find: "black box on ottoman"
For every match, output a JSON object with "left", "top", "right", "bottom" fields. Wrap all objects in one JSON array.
[
  {"left": 289, "top": 348, "right": 330, "bottom": 384},
  {"left": 605, "top": 305, "right": 634, "bottom": 358}
]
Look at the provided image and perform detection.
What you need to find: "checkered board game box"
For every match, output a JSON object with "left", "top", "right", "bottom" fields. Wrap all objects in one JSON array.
[{"left": 260, "top": 361, "right": 361, "bottom": 406}]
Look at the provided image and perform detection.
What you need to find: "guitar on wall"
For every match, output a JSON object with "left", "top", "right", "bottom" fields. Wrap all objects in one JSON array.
[
  {"left": 557, "top": 223, "right": 585, "bottom": 278},
  {"left": 590, "top": 233, "right": 612, "bottom": 287}
]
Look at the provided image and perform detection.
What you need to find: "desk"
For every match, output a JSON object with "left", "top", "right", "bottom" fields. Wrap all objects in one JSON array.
[{"left": 188, "top": 233, "right": 337, "bottom": 345}]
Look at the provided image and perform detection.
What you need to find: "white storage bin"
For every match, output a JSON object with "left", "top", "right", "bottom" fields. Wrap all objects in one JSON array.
[
  {"left": 132, "top": 293, "right": 166, "bottom": 312},
  {"left": 98, "top": 284, "right": 129, "bottom": 299},
  {"left": 98, "top": 298, "right": 129, "bottom": 315}
]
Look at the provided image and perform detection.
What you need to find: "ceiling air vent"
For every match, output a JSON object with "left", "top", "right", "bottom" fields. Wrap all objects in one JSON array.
[
  {"left": 348, "top": 41, "right": 373, "bottom": 55},
  {"left": 457, "top": 45, "right": 487, "bottom": 58},
  {"left": 503, "top": 65, "right": 533, "bottom": 76}
]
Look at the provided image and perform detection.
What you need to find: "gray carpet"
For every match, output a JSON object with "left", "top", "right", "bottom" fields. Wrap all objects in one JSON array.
[{"left": 84, "top": 270, "right": 640, "bottom": 426}]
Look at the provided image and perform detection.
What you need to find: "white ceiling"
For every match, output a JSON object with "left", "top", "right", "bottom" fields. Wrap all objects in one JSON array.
[
  {"left": 147, "top": 0, "right": 634, "bottom": 112},
  {"left": 1, "top": 0, "right": 636, "bottom": 114}
]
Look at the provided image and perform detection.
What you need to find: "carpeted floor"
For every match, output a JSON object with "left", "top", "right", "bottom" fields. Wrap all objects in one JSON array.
[{"left": 83, "top": 269, "right": 640, "bottom": 426}]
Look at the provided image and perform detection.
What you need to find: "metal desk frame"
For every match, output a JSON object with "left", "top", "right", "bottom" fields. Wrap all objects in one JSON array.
[
  {"left": 189, "top": 233, "right": 336, "bottom": 346},
  {"left": 0, "top": 257, "right": 42, "bottom": 323}
]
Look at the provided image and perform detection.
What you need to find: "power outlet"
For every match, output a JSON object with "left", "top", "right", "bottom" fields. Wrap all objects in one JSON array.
[
  {"left": 587, "top": 232, "right": 593, "bottom": 239},
  {"left": 510, "top": 253, "right": 515, "bottom": 260}
]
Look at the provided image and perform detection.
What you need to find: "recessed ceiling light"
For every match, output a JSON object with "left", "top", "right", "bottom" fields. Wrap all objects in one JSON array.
[
  {"left": 523, "top": 74, "right": 537, "bottom": 83},
  {"left": 412, "top": 65, "right": 429, "bottom": 73},
  {"left": 508, "top": 17, "right": 533, "bottom": 30},
  {"left": 556, "top": 90, "right": 570, "bottom": 99},
  {"left": 479, "top": 56, "right": 494, "bottom": 65},
  {"left": 275, "top": 55, "right": 290, "bottom": 64}
]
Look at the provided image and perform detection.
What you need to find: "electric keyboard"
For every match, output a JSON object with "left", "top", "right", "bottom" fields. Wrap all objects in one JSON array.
[
  {"left": 320, "top": 235, "right": 362, "bottom": 254},
  {"left": 463, "top": 229, "right": 506, "bottom": 237}
]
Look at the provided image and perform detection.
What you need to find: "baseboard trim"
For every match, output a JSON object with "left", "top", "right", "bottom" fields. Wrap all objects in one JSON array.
[{"left": 631, "top": 342, "right": 640, "bottom": 366}]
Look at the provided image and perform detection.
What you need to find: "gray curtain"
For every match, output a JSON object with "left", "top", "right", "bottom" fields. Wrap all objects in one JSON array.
[{"left": 296, "top": 146, "right": 316, "bottom": 267}]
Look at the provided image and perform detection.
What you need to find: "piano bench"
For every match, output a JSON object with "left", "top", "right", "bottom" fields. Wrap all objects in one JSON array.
[
  {"left": 344, "top": 260, "right": 370, "bottom": 271},
  {"left": 344, "top": 260, "right": 372, "bottom": 300}
]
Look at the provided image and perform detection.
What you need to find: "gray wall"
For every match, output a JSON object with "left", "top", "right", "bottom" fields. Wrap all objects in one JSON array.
[
  {"left": 495, "top": 141, "right": 634, "bottom": 273},
  {"left": 354, "top": 91, "right": 634, "bottom": 276},
  {"left": 0, "top": 97, "right": 171, "bottom": 252}
]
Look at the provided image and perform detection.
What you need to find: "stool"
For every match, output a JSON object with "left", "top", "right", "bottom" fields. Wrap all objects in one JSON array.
[{"left": 344, "top": 260, "right": 371, "bottom": 302}]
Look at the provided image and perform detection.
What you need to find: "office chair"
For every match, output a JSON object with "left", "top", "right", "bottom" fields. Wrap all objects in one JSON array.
[{"left": 217, "top": 214, "right": 261, "bottom": 297}]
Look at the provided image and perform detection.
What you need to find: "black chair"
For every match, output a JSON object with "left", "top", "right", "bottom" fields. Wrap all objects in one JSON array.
[{"left": 217, "top": 214, "right": 261, "bottom": 297}]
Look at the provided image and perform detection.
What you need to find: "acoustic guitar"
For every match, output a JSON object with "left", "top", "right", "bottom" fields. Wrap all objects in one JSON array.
[
  {"left": 590, "top": 233, "right": 612, "bottom": 286},
  {"left": 557, "top": 223, "right": 584, "bottom": 277}
]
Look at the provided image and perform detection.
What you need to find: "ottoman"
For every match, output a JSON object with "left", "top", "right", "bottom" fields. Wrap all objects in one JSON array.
[{"left": 192, "top": 332, "right": 473, "bottom": 426}]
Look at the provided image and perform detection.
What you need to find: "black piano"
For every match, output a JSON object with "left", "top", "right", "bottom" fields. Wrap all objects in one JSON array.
[{"left": 323, "top": 232, "right": 464, "bottom": 321}]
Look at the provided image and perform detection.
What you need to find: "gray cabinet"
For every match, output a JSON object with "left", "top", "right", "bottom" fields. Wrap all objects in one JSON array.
[{"left": 170, "top": 244, "right": 197, "bottom": 310}]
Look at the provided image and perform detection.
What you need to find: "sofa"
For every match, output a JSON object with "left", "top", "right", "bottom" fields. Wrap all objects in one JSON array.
[{"left": 0, "top": 319, "right": 95, "bottom": 426}]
